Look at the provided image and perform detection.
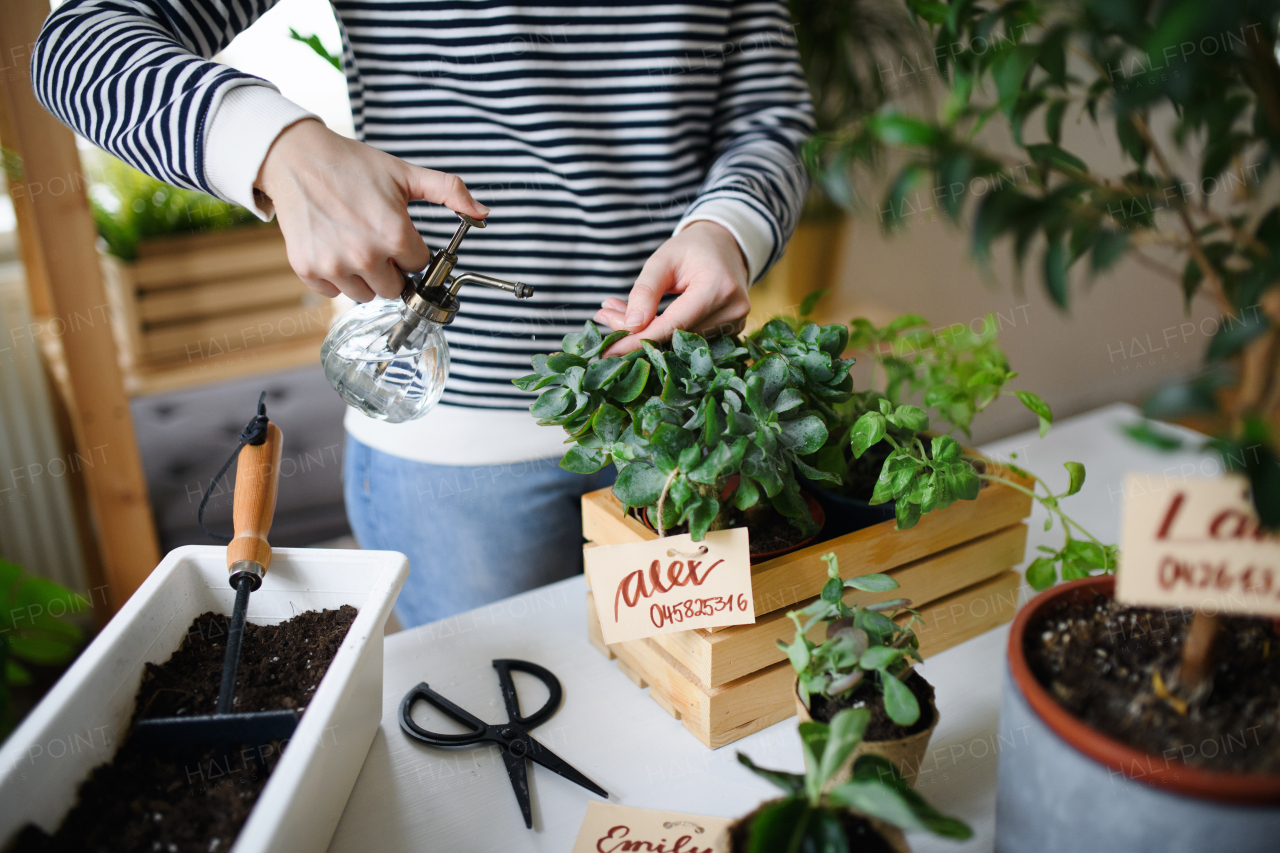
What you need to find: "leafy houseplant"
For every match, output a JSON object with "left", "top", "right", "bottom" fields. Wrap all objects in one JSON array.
[
  {"left": 1, "top": 559, "right": 84, "bottom": 739},
  {"left": 733, "top": 706, "right": 971, "bottom": 852},
  {"left": 818, "top": 0, "right": 1280, "bottom": 525},
  {"left": 781, "top": 554, "right": 924, "bottom": 727},
  {"left": 86, "top": 153, "right": 261, "bottom": 260},
  {"left": 515, "top": 321, "right": 854, "bottom": 544}
]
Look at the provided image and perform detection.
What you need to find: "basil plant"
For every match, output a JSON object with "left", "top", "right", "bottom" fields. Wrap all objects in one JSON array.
[
  {"left": 736, "top": 707, "right": 971, "bottom": 851},
  {"left": 514, "top": 320, "right": 854, "bottom": 540}
]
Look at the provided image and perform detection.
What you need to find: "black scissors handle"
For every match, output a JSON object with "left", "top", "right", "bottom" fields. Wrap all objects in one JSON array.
[
  {"left": 399, "top": 682, "right": 490, "bottom": 747},
  {"left": 493, "top": 659, "right": 561, "bottom": 729}
]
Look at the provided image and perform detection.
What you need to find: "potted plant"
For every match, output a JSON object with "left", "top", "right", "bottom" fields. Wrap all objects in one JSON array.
[
  {"left": 780, "top": 553, "right": 936, "bottom": 785},
  {"left": 516, "top": 320, "right": 855, "bottom": 557},
  {"left": 796, "top": 311, "right": 1054, "bottom": 535},
  {"left": 998, "top": 575, "right": 1280, "bottom": 852},
  {"left": 0, "top": 545, "right": 408, "bottom": 853},
  {"left": 731, "top": 706, "right": 971, "bottom": 851}
]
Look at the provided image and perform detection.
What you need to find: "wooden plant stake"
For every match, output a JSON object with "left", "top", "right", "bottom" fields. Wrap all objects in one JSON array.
[{"left": 1177, "top": 612, "right": 1220, "bottom": 701}]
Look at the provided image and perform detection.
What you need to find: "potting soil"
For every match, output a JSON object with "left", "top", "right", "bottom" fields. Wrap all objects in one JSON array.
[
  {"left": 1026, "top": 593, "right": 1280, "bottom": 774},
  {"left": 728, "top": 802, "right": 898, "bottom": 852},
  {"left": 5, "top": 605, "right": 357, "bottom": 853},
  {"left": 808, "top": 670, "right": 935, "bottom": 742}
]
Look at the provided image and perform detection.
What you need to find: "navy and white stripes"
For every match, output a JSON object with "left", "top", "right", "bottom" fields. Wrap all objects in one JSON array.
[{"left": 33, "top": 0, "right": 812, "bottom": 458}]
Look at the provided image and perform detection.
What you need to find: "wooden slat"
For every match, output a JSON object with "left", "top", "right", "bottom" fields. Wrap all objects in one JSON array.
[
  {"left": 580, "top": 467, "right": 1032, "bottom": 622},
  {"left": 135, "top": 271, "right": 310, "bottom": 323},
  {"left": 0, "top": 2, "right": 160, "bottom": 610},
  {"left": 138, "top": 302, "right": 331, "bottom": 361},
  {"left": 127, "top": 227, "right": 291, "bottom": 290},
  {"left": 651, "top": 522, "right": 1026, "bottom": 687},
  {"left": 608, "top": 570, "right": 1022, "bottom": 748}
]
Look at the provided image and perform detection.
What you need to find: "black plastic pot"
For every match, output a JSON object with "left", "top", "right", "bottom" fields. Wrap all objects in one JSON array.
[{"left": 802, "top": 479, "right": 895, "bottom": 539}]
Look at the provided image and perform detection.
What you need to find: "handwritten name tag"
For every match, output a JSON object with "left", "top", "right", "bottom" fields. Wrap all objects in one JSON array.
[
  {"left": 1118, "top": 473, "right": 1280, "bottom": 616},
  {"left": 584, "top": 528, "right": 755, "bottom": 644},
  {"left": 571, "top": 801, "right": 733, "bottom": 853}
]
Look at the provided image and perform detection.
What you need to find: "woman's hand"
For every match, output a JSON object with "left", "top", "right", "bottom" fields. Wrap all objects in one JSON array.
[
  {"left": 595, "top": 221, "right": 751, "bottom": 356},
  {"left": 256, "top": 119, "right": 488, "bottom": 302}
]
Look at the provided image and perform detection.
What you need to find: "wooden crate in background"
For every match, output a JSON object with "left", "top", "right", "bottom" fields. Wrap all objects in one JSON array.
[
  {"left": 100, "top": 225, "right": 335, "bottom": 394},
  {"left": 582, "top": 468, "right": 1033, "bottom": 748}
]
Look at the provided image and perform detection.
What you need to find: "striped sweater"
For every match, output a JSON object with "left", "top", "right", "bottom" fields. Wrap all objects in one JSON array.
[{"left": 33, "top": 0, "right": 813, "bottom": 465}]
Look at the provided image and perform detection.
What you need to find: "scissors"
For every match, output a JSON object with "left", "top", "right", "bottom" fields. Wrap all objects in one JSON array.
[{"left": 398, "top": 659, "right": 608, "bottom": 829}]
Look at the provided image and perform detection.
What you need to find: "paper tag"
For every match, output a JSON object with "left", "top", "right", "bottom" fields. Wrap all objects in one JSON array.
[
  {"left": 1117, "top": 473, "right": 1280, "bottom": 616},
  {"left": 571, "top": 801, "right": 733, "bottom": 853},
  {"left": 584, "top": 528, "right": 755, "bottom": 644}
]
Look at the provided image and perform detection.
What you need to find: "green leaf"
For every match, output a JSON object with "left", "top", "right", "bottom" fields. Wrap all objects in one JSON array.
[
  {"left": 887, "top": 405, "right": 928, "bottom": 432},
  {"left": 560, "top": 445, "right": 607, "bottom": 474},
  {"left": 1206, "top": 312, "right": 1268, "bottom": 362},
  {"left": 610, "top": 359, "right": 651, "bottom": 403},
  {"left": 930, "top": 435, "right": 962, "bottom": 462},
  {"left": 546, "top": 352, "right": 587, "bottom": 372},
  {"left": 613, "top": 464, "right": 667, "bottom": 507},
  {"left": 741, "top": 797, "right": 810, "bottom": 853},
  {"left": 687, "top": 497, "right": 720, "bottom": 540},
  {"left": 849, "top": 412, "right": 887, "bottom": 458},
  {"left": 799, "top": 289, "right": 827, "bottom": 318},
  {"left": 1063, "top": 461, "right": 1085, "bottom": 496},
  {"left": 530, "top": 386, "right": 573, "bottom": 419},
  {"left": 733, "top": 475, "right": 761, "bottom": 510},
  {"left": 772, "top": 388, "right": 805, "bottom": 413},
  {"left": 895, "top": 498, "right": 922, "bottom": 530},
  {"left": 859, "top": 646, "right": 903, "bottom": 670},
  {"left": 591, "top": 403, "right": 627, "bottom": 442},
  {"left": 6, "top": 658, "right": 32, "bottom": 687},
  {"left": 844, "top": 573, "right": 898, "bottom": 593},
  {"left": 736, "top": 753, "right": 805, "bottom": 797},
  {"left": 1043, "top": 237, "right": 1069, "bottom": 308},
  {"left": 1090, "top": 229, "right": 1128, "bottom": 274},
  {"left": 1015, "top": 390, "right": 1053, "bottom": 437},
  {"left": 1026, "top": 556, "right": 1057, "bottom": 591},
  {"left": 880, "top": 670, "right": 920, "bottom": 726},
  {"left": 1122, "top": 420, "right": 1183, "bottom": 451},
  {"left": 991, "top": 45, "right": 1039, "bottom": 116},
  {"left": 584, "top": 357, "right": 628, "bottom": 391},
  {"left": 780, "top": 416, "right": 828, "bottom": 456},
  {"left": 818, "top": 708, "right": 871, "bottom": 790},
  {"left": 834, "top": 756, "right": 972, "bottom": 839}
]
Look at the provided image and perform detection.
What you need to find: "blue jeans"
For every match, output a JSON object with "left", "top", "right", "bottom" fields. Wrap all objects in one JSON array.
[{"left": 342, "top": 435, "right": 616, "bottom": 628}]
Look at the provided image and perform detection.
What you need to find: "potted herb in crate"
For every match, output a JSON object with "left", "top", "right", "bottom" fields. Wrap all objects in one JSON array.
[
  {"left": 731, "top": 706, "right": 971, "bottom": 852},
  {"left": 797, "top": 312, "right": 1054, "bottom": 536},
  {"left": 780, "top": 554, "right": 937, "bottom": 785},
  {"left": 514, "top": 319, "right": 855, "bottom": 558}
]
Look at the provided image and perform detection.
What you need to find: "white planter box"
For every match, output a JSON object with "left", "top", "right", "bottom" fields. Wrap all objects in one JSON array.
[{"left": 0, "top": 545, "right": 408, "bottom": 853}]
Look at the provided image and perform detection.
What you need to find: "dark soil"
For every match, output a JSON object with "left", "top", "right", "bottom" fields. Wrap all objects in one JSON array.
[
  {"left": 729, "top": 801, "right": 897, "bottom": 853},
  {"left": 6, "top": 605, "right": 357, "bottom": 853},
  {"left": 807, "top": 670, "right": 935, "bottom": 742},
  {"left": 1026, "top": 593, "right": 1280, "bottom": 774}
]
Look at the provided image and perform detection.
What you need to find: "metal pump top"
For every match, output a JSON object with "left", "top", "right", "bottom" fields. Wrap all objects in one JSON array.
[{"left": 382, "top": 213, "right": 534, "bottom": 358}]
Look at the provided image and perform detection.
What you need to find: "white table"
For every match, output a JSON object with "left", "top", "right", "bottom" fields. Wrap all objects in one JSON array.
[{"left": 327, "top": 402, "right": 1215, "bottom": 852}]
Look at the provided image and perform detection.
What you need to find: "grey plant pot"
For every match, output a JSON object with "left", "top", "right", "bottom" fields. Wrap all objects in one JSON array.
[{"left": 995, "top": 576, "right": 1280, "bottom": 853}]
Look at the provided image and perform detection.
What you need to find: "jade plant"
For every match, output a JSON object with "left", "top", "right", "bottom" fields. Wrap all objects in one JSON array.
[
  {"left": 514, "top": 320, "right": 854, "bottom": 540},
  {"left": 1, "top": 559, "right": 84, "bottom": 738},
  {"left": 736, "top": 706, "right": 971, "bottom": 851},
  {"left": 780, "top": 554, "right": 924, "bottom": 725}
]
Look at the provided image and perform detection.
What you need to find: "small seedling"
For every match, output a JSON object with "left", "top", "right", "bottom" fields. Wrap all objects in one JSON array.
[{"left": 779, "top": 553, "right": 924, "bottom": 726}]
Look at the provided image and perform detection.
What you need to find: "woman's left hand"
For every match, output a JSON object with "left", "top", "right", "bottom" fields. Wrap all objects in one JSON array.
[{"left": 595, "top": 220, "right": 751, "bottom": 356}]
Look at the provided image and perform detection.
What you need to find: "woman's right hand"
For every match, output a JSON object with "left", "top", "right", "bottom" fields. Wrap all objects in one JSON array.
[{"left": 255, "top": 118, "right": 488, "bottom": 303}]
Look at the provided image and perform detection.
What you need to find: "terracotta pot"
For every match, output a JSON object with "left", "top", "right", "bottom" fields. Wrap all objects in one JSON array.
[
  {"left": 635, "top": 491, "right": 825, "bottom": 564},
  {"left": 727, "top": 798, "right": 909, "bottom": 853},
  {"left": 794, "top": 674, "right": 938, "bottom": 788},
  {"left": 995, "top": 575, "right": 1280, "bottom": 853}
]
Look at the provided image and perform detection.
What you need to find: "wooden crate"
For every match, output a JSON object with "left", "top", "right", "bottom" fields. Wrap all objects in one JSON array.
[
  {"left": 581, "top": 470, "right": 1032, "bottom": 747},
  {"left": 100, "top": 225, "right": 334, "bottom": 385}
]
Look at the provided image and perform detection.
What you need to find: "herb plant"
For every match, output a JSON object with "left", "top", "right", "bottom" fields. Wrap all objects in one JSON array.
[
  {"left": 515, "top": 321, "right": 853, "bottom": 540},
  {"left": 780, "top": 554, "right": 924, "bottom": 726},
  {"left": 2, "top": 559, "right": 84, "bottom": 738},
  {"left": 736, "top": 706, "right": 971, "bottom": 851}
]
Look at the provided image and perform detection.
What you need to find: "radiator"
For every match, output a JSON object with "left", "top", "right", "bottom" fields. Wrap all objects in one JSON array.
[{"left": 0, "top": 260, "right": 90, "bottom": 592}]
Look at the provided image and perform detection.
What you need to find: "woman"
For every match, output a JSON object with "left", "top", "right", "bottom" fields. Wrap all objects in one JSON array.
[{"left": 33, "top": 0, "right": 812, "bottom": 626}]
